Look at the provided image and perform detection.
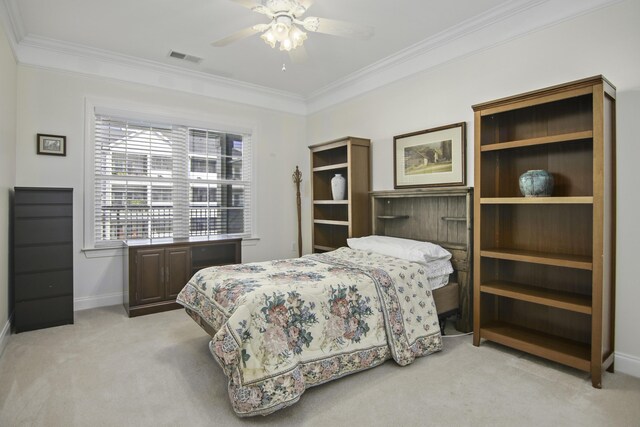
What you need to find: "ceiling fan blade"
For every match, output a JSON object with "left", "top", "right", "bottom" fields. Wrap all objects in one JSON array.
[
  {"left": 303, "top": 17, "right": 374, "bottom": 40},
  {"left": 288, "top": 45, "right": 308, "bottom": 64},
  {"left": 212, "top": 26, "right": 264, "bottom": 47},
  {"left": 297, "top": 0, "right": 314, "bottom": 11},
  {"left": 228, "top": 0, "right": 273, "bottom": 16},
  {"left": 228, "top": 0, "right": 261, "bottom": 10}
]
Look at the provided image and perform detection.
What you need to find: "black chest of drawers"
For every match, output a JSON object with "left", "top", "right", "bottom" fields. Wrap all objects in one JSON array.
[{"left": 13, "top": 187, "right": 74, "bottom": 332}]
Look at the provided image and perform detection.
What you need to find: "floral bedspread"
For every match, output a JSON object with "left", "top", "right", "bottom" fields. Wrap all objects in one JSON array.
[{"left": 176, "top": 247, "right": 447, "bottom": 416}]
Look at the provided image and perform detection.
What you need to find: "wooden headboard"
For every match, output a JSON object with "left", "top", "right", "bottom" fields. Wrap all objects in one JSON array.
[{"left": 371, "top": 187, "right": 473, "bottom": 332}]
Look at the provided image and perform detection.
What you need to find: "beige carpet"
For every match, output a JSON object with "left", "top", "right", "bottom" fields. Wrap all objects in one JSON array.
[{"left": 0, "top": 305, "right": 639, "bottom": 427}]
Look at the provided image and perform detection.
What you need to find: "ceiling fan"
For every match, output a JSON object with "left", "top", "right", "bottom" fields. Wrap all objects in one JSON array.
[{"left": 212, "top": 0, "right": 374, "bottom": 53}]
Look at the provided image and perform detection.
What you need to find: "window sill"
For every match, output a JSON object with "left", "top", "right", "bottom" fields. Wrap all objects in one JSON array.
[
  {"left": 82, "top": 236, "right": 259, "bottom": 257},
  {"left": 242, "top": 236, "right": 260, "bottom": 247},
  {"left": 81, "top": 246, "right": 126, "bottom": 259}
]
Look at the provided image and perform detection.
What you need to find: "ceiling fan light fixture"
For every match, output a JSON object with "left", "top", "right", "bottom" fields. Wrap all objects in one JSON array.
[
  {"left": 273, "top": 16, "right": 292, "bottom": 41},
  {"left": 260, "top": 28, "right": 277, "bottom": 48},
  {"left": 289, "top": 25, "right": 307, "bottom": 47},
  {"left": 279, "top": 37, "right": 293, "bottom": 51}
]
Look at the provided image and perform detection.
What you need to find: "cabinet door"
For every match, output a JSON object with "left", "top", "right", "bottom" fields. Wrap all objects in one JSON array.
[
  {"left": 166, "top": 246, "right": 191, "bottom": 300},
  {"left": 135, "top": 248, "right": 165, "bottom": 305}
]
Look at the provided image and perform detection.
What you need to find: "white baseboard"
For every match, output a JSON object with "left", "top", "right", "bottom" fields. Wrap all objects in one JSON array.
[
  {"left": 0, "top": 313, "right": 12, "bottom": 358},
  {"left": 74, "top": 292, "right": 123, "bottom": 311},
  {"left": 615, "top": 352, "right": 640, "bottom": 378}
]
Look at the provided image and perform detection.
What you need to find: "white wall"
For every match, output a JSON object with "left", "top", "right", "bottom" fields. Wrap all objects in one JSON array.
[
  {"left": 306, "top": 0, "right": 640, "bottom": 376},
  {"left": 0, "top": 21, "right": 16, "bottom": 350},
  {"left": 15, "top": 66, "right": 306, "bottom": 309}
]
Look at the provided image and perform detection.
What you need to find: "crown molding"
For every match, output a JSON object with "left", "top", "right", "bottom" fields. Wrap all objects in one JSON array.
[
  {"left": 0, "top": 0, "right": 20, "bottom": 58},
  {"left": 306, "top": 0, "right": 624, "bottom": 114},
  {"left": 1, "top": 0, "right": 624, "bottom": 116},
  {"left": 308, "top": 0, "right": 545, "bottom": 101},
  {"left": 17, "top": 34, "right": 307, "bottom": 115},
  {"left": 5, "top": 0, "right": 24, "bottom": 40}
]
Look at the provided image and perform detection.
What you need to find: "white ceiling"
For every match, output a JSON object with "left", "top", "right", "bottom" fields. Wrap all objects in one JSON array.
[
  {"left": 13, "top": 0, "right": 509, "bottom": 96},
  {"left": 1, "top": 0, "right": 621, "bottom": 113}
]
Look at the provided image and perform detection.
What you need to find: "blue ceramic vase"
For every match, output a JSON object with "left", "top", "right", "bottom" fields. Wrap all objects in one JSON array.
[{"left": 519, "top": 170, "right": 554, "bottom": 197}]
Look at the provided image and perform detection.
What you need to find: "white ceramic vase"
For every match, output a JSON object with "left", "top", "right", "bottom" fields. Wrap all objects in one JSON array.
[{"left": 331, "top": 174, "right": 346, "bottom": 200}]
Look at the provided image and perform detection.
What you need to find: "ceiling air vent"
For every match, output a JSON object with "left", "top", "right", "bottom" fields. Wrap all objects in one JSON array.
[{"left": 168, "top": 50, "right": 203, "bottom": 64}]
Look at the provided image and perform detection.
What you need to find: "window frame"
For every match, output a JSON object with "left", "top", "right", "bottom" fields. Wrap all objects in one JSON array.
[{"left": 83, "top": 97, "right": 259, "bottom": 253}]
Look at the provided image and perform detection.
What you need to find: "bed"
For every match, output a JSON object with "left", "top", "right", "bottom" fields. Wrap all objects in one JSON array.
[{"left": 176, "top": 187, "right": 473, "bottom": 417}]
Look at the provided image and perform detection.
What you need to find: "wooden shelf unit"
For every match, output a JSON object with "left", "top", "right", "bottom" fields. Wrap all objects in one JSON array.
[
  {"left": 472, "top": 76, "right": 616, "bottom": 388},
  {"left": 310, "top": 137, "right": 371, "bottom": 253}
]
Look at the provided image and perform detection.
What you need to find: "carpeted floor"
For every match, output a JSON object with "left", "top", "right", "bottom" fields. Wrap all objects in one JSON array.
[{"left": 1, "top": 305, "right": 639, "bottom": 426}]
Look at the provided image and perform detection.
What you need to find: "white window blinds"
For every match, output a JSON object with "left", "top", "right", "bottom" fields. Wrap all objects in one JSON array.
[{"left": 93, "top": 115, "right": 252, "bottom": 245}]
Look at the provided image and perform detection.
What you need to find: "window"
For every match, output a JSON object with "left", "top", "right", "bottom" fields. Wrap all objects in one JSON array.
[{"left": 93, "top": 115, "right": 252, "bottom": 245}]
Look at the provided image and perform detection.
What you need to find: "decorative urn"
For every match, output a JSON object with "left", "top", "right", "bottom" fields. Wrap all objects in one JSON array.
[
  {"left": 519, "top": 169, "right": 554, "bottom": 197},
  {"left": 331, "top": 174, "right": 346, "bottom": 200}
]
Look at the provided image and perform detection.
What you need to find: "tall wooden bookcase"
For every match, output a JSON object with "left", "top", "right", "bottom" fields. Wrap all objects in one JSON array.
[
  {"left": 309, "top": 137, "right": 371, "bottom": 253},
  {"left": 472, "top": 76, "right": 616, "bottom": 388}
]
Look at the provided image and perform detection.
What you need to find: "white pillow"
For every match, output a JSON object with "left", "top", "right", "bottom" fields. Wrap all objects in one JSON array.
[{"left": 346, "top": 235, "right": 451, "bottom": 264}]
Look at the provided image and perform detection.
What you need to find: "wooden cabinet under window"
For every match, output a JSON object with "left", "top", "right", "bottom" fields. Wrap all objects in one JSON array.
[
  {"left": 309, "top": 137, "right": 371, "bottom": 252},
  {"left": 13, "top": 187, "right": 74, "bottom": 332},
  {"left": 472, "top": 76, "right": 616, "bottom": 388},
  {"left": 124, "top": 237, "right": 241, "bottom": 317}
]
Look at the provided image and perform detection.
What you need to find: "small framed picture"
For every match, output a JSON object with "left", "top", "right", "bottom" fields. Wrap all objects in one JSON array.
[
  {"left": 394, "top": 122, "right": 466, "bottom": 188},
  {"left": 37, "top": 134, "right": 66, "bottom": 156}
]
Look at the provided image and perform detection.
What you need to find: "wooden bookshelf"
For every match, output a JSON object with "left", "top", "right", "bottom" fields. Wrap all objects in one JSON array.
[
  {"left": 473, "top": 76, "right": 616, "bottom": 388},
  {"left": 310, "top": 137, "right": 371, "bottom": 252}
]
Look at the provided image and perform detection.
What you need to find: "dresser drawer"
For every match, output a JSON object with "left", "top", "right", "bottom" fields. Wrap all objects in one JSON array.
[
  {"left": 14, "top": 203, "right": 72, "bottom": 218},
  {"left": 15, "top": 189, "right": 72, "bottom": 205},
  {"left": 14, "top": 296, "right": 74, "bottom": 333},
  {"left": 15, "top": 269, "right": 73, "bottom": 301},
  {"left": 15, "top": 217, "right": 72, "bottom": 245},
  {"left": 14, "top": 244, "right": 73, "bottom": 273}
]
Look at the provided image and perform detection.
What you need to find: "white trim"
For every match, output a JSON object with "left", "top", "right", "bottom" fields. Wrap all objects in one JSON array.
[
  {"left": 0, "top": 0, "right": 24, "bottom": 50},
  {"left": 0, "top": 313, "right": 11, "bottom": 358},
  {"left": 82, "top": 246, "right": 126, "bottom": 259},
  {"left": 15, "top": 34, "right": 306, "bottom": 115},
  {"left": 74, "top": 292, "right": 123, "bottom": 311},
  {"left": 615, "top": 351, "right": 640, "bottom": 379},
  {"left": 4, "top": 0, "right": 24, "bottom": 42},
  {"left": 307, "top": 0, "right": 544, "bottom": 109},
  {"left": 306, "top": 0, "right": 623, "bottom": 113}
]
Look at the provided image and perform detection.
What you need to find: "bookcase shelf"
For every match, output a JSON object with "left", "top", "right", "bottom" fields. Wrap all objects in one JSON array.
[
  {"left": 480, "top": 249, "right": 593, "bottom": 270},
  {"left": 312, "top": 163, "right": 348, "bottom": 172},
  {"left": 480, "top": 130, "right": 594, "bottom": 152},
  {"left": 480, "top": 197, "right": 593, "bottom": 205},
  {"left": 314, "top": 200, "right": 349, "bottom": 205},
  {"left": 480, "top": 281, "right": 592, "bottom": 314},
  {"left": 481, "top": 321, "right": 591, "bottom": 371},
  {"left": 473, "top": 76, "right": 616, "bottom": 388}
]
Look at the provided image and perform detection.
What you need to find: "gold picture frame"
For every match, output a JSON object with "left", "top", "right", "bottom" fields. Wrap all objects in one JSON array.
[{"left": 394, "top": 122, "right": 466, "bottom": 188}]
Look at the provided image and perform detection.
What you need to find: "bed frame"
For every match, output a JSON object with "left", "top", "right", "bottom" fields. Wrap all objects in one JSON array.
[{"left": 371, "top": 187, "right": 473, "bottom": 332}]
